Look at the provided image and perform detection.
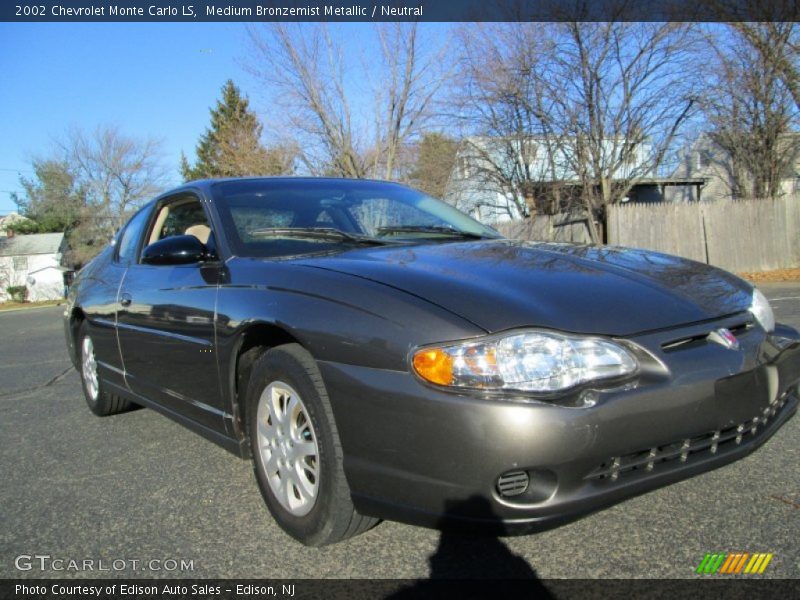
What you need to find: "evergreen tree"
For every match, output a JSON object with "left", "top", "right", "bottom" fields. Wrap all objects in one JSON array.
[
  {"left": 409, "top": 133, "right": 458, "bottom": 198},
  {"left": 179, "top": 152, "right": 193, "bottom": 182},
  {"left": 12, "top": 159, "right": 87, "bottom": 233},
  {"left": 181, "top": 80, "right": 294, "bottom": 180}
]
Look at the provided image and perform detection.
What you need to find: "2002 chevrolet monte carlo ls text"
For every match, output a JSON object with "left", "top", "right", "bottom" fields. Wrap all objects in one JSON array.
[{"left": 64, "top": 178, "right": 800, "bottom": 545}]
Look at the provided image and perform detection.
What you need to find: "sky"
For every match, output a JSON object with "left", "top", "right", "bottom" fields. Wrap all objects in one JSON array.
[
  {"left": 0, "top": 22, "right": 277, "bottom": 215},
  {"left": 0, "top": 21, "right": 729, "bottom": 217}
]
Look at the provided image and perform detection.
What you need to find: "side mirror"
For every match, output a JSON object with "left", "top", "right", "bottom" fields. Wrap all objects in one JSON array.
[{"left": 141, "top": 235, "right": 208, "bottom": 266}]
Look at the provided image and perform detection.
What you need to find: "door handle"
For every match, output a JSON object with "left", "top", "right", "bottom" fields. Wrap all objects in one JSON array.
[{"left": 120, "top": 293, "right": 132, "bottom": 307}]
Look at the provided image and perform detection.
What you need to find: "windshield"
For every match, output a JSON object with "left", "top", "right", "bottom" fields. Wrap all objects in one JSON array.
[{"left": 211, "top": 179, "right": 503, "bottom": 258}]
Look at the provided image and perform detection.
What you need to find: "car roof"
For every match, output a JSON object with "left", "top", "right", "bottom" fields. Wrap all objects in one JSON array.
[
  {"left": 179, "top": 176, "right": 408, "bottom": 193},
  {"left": 148, "top": 177, "right": 415, "bottom": 210}
]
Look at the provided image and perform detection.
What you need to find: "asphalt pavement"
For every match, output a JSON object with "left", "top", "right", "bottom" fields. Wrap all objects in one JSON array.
[{"left": 0, "top": 285, "right": 798, "bottom": 580}]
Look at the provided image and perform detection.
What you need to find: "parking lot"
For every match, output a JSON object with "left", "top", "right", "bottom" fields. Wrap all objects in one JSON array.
[{"left": 1, "top": 284, "right": 798, "bottom": 580}]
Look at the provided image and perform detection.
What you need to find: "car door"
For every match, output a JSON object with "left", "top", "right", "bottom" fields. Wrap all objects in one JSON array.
[
  {"left": 116, "top": 192, "right": 224, "bottom": 433},
  {"left": 80, "top": 206, "right": 154, "bottom": 389}
]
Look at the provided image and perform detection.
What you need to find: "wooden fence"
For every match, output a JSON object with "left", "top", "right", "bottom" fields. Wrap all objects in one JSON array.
[
  {"left": 495, "top": 196, "right": 800, "bottom": 273},
  {"left": 494, "top": 212, "right": 594, "bottom": 244}
]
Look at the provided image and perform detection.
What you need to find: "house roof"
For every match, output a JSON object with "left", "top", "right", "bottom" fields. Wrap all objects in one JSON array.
[
  {"left": 509, "top": 176, "right": 706, "bottom": 188},
  {"left": 0, "top": 232, "right": 65, "bottom": 257},
  {"left": 633, "top": 177, "right": 706, "bottom": 186}
]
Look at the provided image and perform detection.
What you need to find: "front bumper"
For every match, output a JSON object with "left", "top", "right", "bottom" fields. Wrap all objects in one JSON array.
[{"left": 319, "top": 316, "right": 800, "bottom": 532}]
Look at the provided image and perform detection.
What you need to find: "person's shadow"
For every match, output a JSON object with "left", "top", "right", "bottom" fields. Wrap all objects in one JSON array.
[{"left": 386, "top": 495, "right": 553, "bottom": 599}]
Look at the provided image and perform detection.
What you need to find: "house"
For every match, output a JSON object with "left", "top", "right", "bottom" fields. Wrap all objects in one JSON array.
[
  {"left": 444, "top": 136, "right": 704, "bottom": 224},
  {"left": 665, "top": 134, "right": 800, "bottom": 202},
  {"left": 0, "top": 231, "right": 67, "bottom": 302}
]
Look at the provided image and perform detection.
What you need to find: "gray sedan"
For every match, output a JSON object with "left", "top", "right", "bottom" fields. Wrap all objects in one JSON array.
[{"left": 64, "top": 177, "right": 800, "bottom": 545}]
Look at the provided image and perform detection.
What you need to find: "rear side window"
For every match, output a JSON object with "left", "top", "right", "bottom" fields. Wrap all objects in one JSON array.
[{"left": 116, "top": 206, "right": 152, "bottom": 265}]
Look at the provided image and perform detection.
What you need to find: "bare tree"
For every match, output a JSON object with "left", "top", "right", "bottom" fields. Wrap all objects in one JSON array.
[
  {"left": 448, "top": 24, "right": 565, "bottom": 221},
  {"left": 733, "top": 21, "right": 800, "bottom": 110},
  {"left": 246, "top": 23, "right": 448, "bottom": 179},
  {"left": 702, "top": 21, "right": 800, "bottom": 199},
  {"left": 452, "top": 22, "right": 699, "bottom": 241},
  {"left": 60, "top": 125, "right": 169, "bottom": 234},
  {"left": 44, "top": 126, "right": 170, "bottom": 266},
  {"left": 374, "top": 24, "right": 447, "bottom": 179},
  {"left": 711, "top": 1, "right": 800, "bottom": 108}
]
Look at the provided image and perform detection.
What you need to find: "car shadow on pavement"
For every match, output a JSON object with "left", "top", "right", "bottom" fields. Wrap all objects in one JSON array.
[{"left": 385, "top": 496, "right": 553, "bottom": 599}]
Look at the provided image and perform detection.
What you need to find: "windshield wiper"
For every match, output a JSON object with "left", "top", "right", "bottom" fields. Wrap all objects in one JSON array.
[
  {"left": 249, "top": 227, "right": 388, "bottom": 245},
  {"left": 376, "top": 225, "right": 495, "bottom": 239}
]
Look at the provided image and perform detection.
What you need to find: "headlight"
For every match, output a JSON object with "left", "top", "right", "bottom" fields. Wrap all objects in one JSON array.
[
  {"left": 412, "top": 331, "right": 638, "bottom": 393},
  {"left": 749, "top": 288, "right": 775, "bottom": 332}
]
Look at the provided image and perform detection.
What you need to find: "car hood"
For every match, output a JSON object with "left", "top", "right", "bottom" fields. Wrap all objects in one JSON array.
[{"left": 297, "top": 239, "right": 753, "bottom": 336}]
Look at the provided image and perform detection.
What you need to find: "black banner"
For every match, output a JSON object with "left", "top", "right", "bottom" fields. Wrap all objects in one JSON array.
[
  {"left": 3, "top": 0, "right": 800, "bottom": 23},
  {"left": 3, "top": 579, "right": 800, "bottom": 600}
]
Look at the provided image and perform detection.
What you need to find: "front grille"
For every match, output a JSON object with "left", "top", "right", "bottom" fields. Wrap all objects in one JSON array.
[
  {"left": 661, "top": 321, "right": 750, "bottom": 352},
  {"left": 587, "top": 391, "right": 793, "bottom": 482},
  {"left": 497, "top": 470, "right": 530, "bottom": 497}
]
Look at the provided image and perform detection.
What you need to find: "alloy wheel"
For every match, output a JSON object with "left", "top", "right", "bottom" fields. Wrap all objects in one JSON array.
[
  {"left": 255, "top": 381, "right": 320, "bottom": 517},
  {"left": 81, "top": 336, "right": 99, "bottom": 402}
]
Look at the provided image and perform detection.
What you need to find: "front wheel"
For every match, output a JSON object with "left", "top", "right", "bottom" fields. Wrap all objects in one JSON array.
[{"left": 246, "top": 344, "right": 378, "bottom": 546}]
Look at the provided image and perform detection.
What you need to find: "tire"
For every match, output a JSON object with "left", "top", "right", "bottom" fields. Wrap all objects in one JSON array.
[
  {"left": 246, "top": 343, "right": 378, "bottom": 546},
  {"left": 78, "top": 322, "right": 131, "bottom": 417}
]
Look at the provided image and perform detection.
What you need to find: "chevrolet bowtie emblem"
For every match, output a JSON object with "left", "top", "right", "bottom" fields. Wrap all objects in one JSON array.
[{"left": 709, "top": 328, "right": 740, "bottom": 350}]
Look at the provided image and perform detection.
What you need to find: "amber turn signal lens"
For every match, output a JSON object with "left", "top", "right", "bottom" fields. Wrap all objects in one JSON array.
[{"left": 412, "top": 348, "right": 454, "bottom": 386}]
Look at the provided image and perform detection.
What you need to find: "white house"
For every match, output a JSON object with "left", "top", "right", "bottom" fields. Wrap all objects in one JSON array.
[
  {"left": 444, "top": 136, "right": 702, "bottom": 224},
  {"left": 666, "top": 134, "right": 800, "bottom": 202},
  {"left": 444, "top": 136, "right": 656, "bottom": 223},
  {"left": 0, "top": 232, "right": 67, "bottom": 302}
]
